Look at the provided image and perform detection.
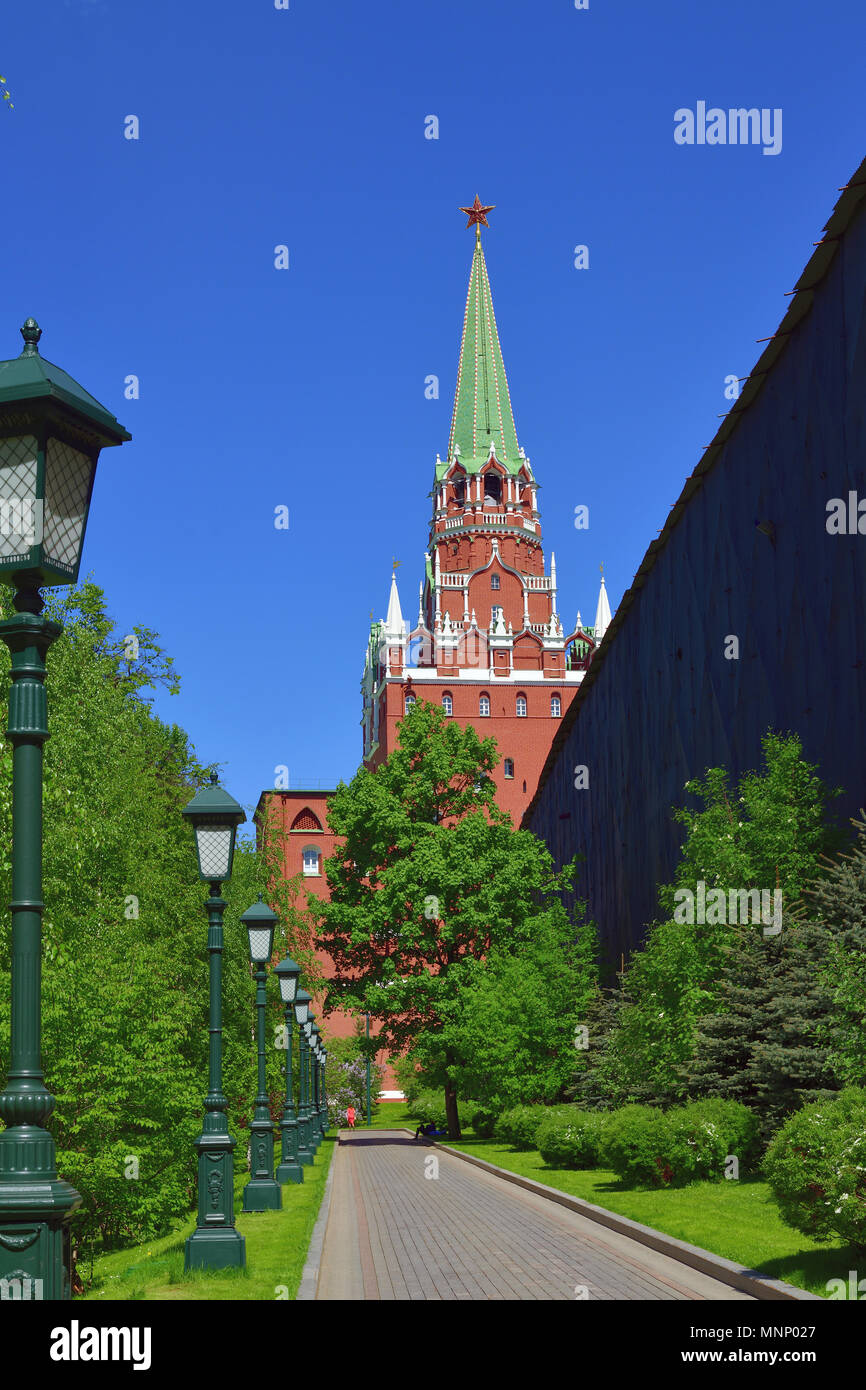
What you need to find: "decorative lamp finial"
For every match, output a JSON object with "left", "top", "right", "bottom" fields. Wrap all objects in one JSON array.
[{"left": 20, "top": 317, "right": 41, "bottom": 356}]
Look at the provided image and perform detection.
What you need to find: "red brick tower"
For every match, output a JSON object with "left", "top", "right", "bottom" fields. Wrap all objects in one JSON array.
[
  {"left": 262, "top": 200, "right": 612, "bottom": 1099},
  {"left": 360, "top": 198, "right": 601, "bottom": 817}
]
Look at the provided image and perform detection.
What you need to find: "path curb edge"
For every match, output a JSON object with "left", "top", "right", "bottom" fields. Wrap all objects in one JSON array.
[{"left": 296, "top": 1140, "right": 339, "bottom": 1301}]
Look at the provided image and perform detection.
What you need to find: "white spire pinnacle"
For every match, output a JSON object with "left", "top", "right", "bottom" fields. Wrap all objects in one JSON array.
[
  {"left": 575, "top": 609, "right": 582, "bottom": 631},
  {"left": 385, "top": 571, "right": 405, "bottom": 639},
  {"left": 594, "top": 570, "right": 611, "bottom": 642}
]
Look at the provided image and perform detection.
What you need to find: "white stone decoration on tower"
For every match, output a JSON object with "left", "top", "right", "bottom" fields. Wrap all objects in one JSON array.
[{"left": 594, "top": 570, "right": 612, "bottom": 643}]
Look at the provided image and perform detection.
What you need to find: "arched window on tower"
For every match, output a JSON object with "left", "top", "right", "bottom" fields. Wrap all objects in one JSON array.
[
  {"left": 551, "top": 694, "right": 561, "bottom": 718},
  {"left": 491, "top": 573, "right": 500, "bottom": 590},
  {"left": 516, "top": 694, "right": 527, "bottom": 717},
  {"left": 479, "top": 694, "right": 490, "bottom": 717},
  {"left": 442, "top": 692, "right": 453, "bottom": 716},
  {"left": 405, "top": 693, "right": 416, "bottom": 714},
  {"left": 291, "top": 808, "right": 322, "bottom": 833},
  {"left": 483, "top": 472, "right": 501, "bottom": 505},
  {"left": 503, "top": 758, "right": 515, "bottom": 779},
  {"left": 302, "top": 846, "right": 321, "bottom": 876}
]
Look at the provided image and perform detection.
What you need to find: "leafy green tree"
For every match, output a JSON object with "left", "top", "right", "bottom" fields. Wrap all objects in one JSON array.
[
  {"left": 315, "top": 700, "right": 580, "bottom": 1137},
  {"left": 0, "top": 580, "right": 315, "bottom": 1277},
  {"left": 432, "top": 901, "right": 597, "bottom": 1114},
  {"left": 592, "top": 733, "right": 844, "bottom": 1105}
]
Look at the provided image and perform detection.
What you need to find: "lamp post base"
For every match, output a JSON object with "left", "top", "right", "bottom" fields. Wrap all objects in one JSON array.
[
  {"left": 0, "top": 1177, "right": 82, "bottom": 1301},
  {"left": 276, "top": 1159, "right": 304, "bottom": 1185},
  {"left": 241, "top": 1179, "right": 282, "bottom": 1212},
  {"left": 277, "top": 1118, "right": 304, "bottom": 1184},
  {"left": 184, "top": 1226, "right": 246, "bottom": 1271},
  {"left": 296, "top": 1115, "right": 314, "bottom": 1165}
]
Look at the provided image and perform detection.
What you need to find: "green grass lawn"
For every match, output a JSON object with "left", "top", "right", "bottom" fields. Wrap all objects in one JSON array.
[
  {"left": 356, "top": 1103, "right": 413, "bottom": 1130},
  {"left": 443, "top": 1137, "right": 854, "bottom": 1298},
  {"left": 80, "top": 1137, "right": 336, "bottom": 1302}
]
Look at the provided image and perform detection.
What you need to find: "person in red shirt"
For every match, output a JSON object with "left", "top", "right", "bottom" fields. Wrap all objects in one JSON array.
[{"left": 346, "top": 1105, "right": 356, "bottom": 1129}]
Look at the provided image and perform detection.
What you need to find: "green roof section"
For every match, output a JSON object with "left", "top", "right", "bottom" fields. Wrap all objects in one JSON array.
[
  {"left": 0, "top": 319, "right": 131, "bottom": 443},
  {"left": 440, "top": 226, "right": 522, "bottom": 480}
]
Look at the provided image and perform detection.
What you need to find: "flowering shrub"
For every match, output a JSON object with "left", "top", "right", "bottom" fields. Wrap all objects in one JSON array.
[
  {"left": 536, "top": 1107, "right": 605, "bottom": 1168},
  {"left": 598, "top": 1100, "right": 761, "bottom": 1186},
  {"left": 494, "top": 1104, "right": 547, "bottom": 1151},
  {"left": 664, "top": 1108, "right": 729, "bottom": 1184},
  {"left": 763, "top": 1088, "right": 866, "bottom": 1249},
  {"left": 326, "top": 1056, "right": 382, "bottom": 1128},
  {"left": 673, "top": 1099, "right": 761, "bottom": 1173}
]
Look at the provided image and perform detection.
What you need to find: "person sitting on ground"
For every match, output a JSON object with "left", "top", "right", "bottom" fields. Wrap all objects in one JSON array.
[{"left": 414, "top": 1119, "right": 445, "bottom": 1141}]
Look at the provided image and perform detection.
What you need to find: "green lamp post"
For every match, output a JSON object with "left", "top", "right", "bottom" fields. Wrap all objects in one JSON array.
[
  {"left": 182, "top": 775, "right": 247, "bottom": 1272},
  {"left": 303, "top": 1017, "right": 319, "bottom": 1156},
  {"left": 274, "top": 956, "right": 303, "bottom": 1184},
  {"left": 320, "top": 1046, "right": 329, "bottom": 1134},
  {"left": 318, "top": 1043, "right": 328, "bottom": 1138},
  {"left": 0, "top": 318, "right": 130, "bottom": 1300},
  {"left": 242, "top": 897, "right": 282, "bottom": 1212},
  {"left": 365, "top": 1012, "right": 372, "bottom": 1127},
  {"left": 293, "top": 990, "right": 314, "bottom": 1165},
  {"left": 312, "top": 1027, "right": 325, "bottom": 1141}
]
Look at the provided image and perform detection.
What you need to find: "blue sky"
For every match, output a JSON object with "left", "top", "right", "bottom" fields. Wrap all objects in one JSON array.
[{"left": 2, "top": 0, "right": 864, "bottom": 836}]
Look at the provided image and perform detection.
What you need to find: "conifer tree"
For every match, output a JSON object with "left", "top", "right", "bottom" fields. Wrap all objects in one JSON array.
[{"left": 806, "top": 814, "right": 866, "bottom": 1086}]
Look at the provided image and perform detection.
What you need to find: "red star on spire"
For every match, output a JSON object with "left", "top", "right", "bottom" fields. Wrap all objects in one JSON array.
[{"left": 459, "top": 195, "right": 495, "bottom": 230}]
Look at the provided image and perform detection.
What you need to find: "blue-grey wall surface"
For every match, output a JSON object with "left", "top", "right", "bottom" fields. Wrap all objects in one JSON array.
[{"left": 526, "top": 176, "right": 866, "bottom": 970}]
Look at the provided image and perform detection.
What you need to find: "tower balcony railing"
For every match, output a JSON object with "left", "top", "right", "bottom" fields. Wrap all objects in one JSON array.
[{"left": 439, "top": 513, "right": 538, "bottom": 534}]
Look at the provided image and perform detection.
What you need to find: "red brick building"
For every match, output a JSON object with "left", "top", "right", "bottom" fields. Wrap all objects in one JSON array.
[{"left": 260, "top": 202, "right": 611, "bottom": 1095}]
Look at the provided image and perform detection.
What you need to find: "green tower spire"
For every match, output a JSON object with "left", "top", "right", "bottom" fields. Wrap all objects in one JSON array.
[{"left": 439, "top": 197, "right": 522, "bottom": 482}]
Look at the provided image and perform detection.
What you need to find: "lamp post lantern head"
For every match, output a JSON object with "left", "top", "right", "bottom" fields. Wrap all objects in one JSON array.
[
  {"left": 0, "top": 318, "right": 131, "bottom": 588},
  {"left": 275, "top": 956, "right": 301, "bottom": 1004},
  {"left": 182, "top": 773, "right": 245, "bottom": 883},
  {"left": 242, "top": 895, "right": 277, "bottom": 965},
  {"left": 293, "top": 988, "right": 311, "bottom": 1027}
]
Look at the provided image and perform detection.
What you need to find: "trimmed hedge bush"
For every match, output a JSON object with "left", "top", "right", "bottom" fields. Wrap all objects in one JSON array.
[
  {"left": 494, "top": 1104, "right": 547, "bottom": 1151},
  {"left": 471, "top": 1106, "right": 498, "bottom": 1139},
  {"left": 598, "top": 1104, "right": 672, "bottom": 1185},
  {"left": 536, "top": 1107, "right": 606, "bottom": 1169},
  {"left": 675, "top": 1099, "right": 762, "bottom": 1173},
  {"left": 763, "top": 1087, "right": 866, "bottom": 1249},
  {"left": 598, "top": 1099, "right": 763, "bottom": 1186}
]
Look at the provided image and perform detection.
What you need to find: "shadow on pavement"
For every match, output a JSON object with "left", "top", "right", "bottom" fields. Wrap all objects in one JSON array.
[{"left": 339, "top": 1131, "right": 418, "bottom": 1147}]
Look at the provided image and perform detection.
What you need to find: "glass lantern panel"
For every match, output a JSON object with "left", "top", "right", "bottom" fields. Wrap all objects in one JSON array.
[
  {"left": 196, "top": 826, "right": 232, "bottom": 880},
  {"left": 248, "top": 927, "right": 273, "bottom": 962},
  {"left": 294, "top": 1000, "right": 309, "bottom": 1025},
  {"left": 0, "top": 435, "right": 39, "bottom": 564},
  {"left": 279, "top": 975, "right": 298, "bottom": 1004},
  {"left": 43, "top": 439, "right": 93, "bottom": 571}
]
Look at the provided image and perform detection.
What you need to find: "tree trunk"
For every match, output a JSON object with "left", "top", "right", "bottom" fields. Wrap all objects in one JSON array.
[{"left": 444, "top": 1078, "right": 462, "bottom": 1140}]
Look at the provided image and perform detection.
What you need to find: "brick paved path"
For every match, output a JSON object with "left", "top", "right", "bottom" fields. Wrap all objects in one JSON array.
[{"left": 315, "top": 1131, "right": 755, "bottom": 1301}]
